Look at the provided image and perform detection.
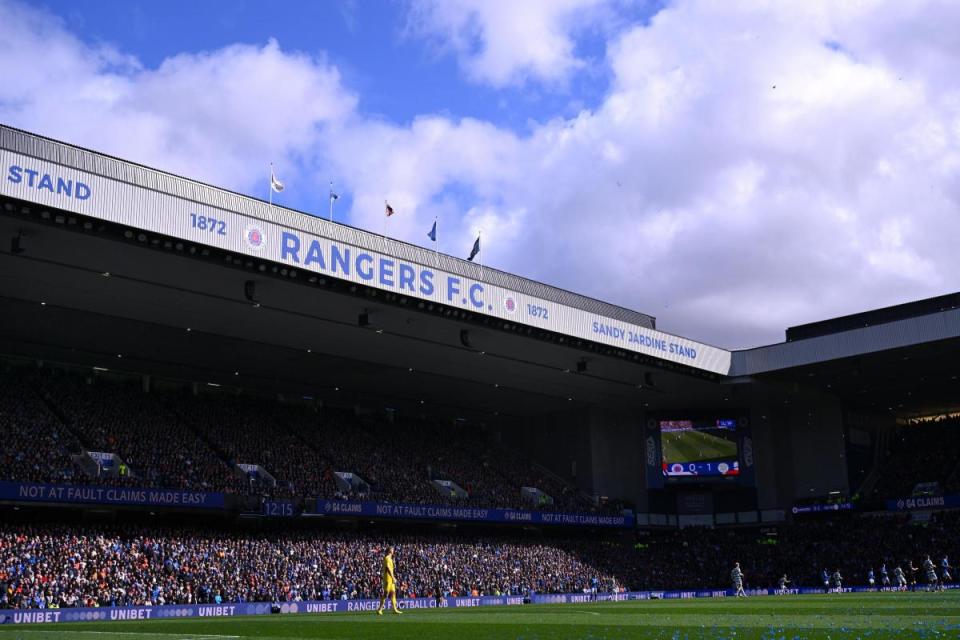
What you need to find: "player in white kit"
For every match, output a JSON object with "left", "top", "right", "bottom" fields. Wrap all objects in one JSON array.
[{"left": 731, "top": 563, "right": 746, "bottom": 598}]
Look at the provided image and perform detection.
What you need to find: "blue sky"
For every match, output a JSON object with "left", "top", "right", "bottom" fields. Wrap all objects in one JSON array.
[
  {"left": 40, "top": 0, "right": 634, "bottom": 133},
  {"left": 45, "top": 1, "right": 475, "bottom": 123},
  {"left": 3, "top": 0, "right": 960, "bottom": 347}
]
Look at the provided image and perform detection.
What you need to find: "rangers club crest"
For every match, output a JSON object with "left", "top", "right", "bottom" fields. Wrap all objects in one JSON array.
[
  {"left": 503, "top": 296, "right": 517, "bottom": 314},
  {"left": 244, "top": 224, "right": 266, "bottom": 251}
]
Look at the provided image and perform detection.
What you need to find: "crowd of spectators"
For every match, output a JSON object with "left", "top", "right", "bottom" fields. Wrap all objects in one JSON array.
[
  {"left": 0, "top": 371, "right": 81, "bottom": 484},
  {"left": 364, "top": 420, "right": 529, "bottom": 508},
  {"left": 871, "top": 416, "right": 960, "bottom": 498},
  {"left": 474, "top": 445, "right": 594, "bottom": 512},
  {"left": 170, "top": 395, "right": 339, "bottom": 499},
  {"left": 336, "top": 419, "right": 599, "bottom": 512},
  {"left": 2, "top": 366, "right": 601, "bottom": 513},
  {"left": 38, "top": 374, "right": 244, "bottom": 494},
  {"left": 621, "top": 510, "right": 960, "bottom": 591},
  {"left": 2, "top": 511, "right": 957, "bottom": 610},
  {"left": 0, "top": 525, "right": 614, "bottom": 608},
  {"left": 294, "top": 416, "right": 434, "bottom": 504}
]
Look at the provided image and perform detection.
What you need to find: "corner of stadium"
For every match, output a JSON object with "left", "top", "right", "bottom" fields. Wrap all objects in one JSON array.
[{"left": 2, "top": 123, "right": 960, "bottom": 634}]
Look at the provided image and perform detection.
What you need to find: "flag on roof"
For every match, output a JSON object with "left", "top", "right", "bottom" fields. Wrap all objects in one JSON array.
[
  {"left": 270, "top": 166, "right": 284, "bottom": 193},
  {"left": 467, "top": 235, "right": 480, "bottom": 261}
]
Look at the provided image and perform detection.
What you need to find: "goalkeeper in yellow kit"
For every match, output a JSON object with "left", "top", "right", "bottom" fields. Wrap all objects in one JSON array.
[{"left": 377, "top": 547, "right": 402, "bottom": 615}]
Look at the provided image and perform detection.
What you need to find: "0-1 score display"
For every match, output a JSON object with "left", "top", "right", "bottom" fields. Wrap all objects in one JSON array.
[{"left": 660, "top": 418, "right": 740, "bottom": 479}]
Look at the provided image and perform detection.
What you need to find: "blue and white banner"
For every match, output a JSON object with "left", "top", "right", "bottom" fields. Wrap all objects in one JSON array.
[
  {"left": 7, "top": 586, "right": 955, "bottom": 624},
  {"left": 791, "top": 502, "right": 854, "bottom": 515},
  {"left": 0, "top": 481, "right": 225, "bottom": 509},
  {"left": 0, "top": 597, "right": 523, "bottom": 625},
  {"left": 886, "top": 494, "right": 960, "bottom": 511},
  {"left": 316, "top": 500, "right": 635, "bottom": 528},
  {"left": 0, "top": 147, "right": 731, "bottom": 375},
  {"left": 0, "top": 481, "right": 626, "bottom": 524},
  {"left": 644, "top": 418, "right": 664, "bottom": 490}
]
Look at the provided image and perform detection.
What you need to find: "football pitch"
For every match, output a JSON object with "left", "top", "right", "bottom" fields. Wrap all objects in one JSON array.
[
  {"left": 662, "top": 429, "right": 737, "bottom": 464},
  {"left": 2, "top": 592, "right": 959, "bottom": 640}
]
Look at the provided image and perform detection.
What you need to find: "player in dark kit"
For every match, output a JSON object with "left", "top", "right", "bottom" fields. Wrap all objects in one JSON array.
[{"left": 907, "top": 560, "right": 919, "bottom": 590}]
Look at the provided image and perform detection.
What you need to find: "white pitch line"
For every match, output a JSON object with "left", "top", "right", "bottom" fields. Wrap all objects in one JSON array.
[
  {"left": 566, "top": 609, "right": 602, "bottom": 616},
  {"left": 82, "top": 634, "right": 240, "bottom": 639},
  {"left": 8, "top": 632, "right": 241, "bottom": 639}
]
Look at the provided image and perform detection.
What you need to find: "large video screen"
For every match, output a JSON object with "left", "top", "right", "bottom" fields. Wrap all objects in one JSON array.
[{"left": 660, "top": 418, "right": 739, "bottom": 479}]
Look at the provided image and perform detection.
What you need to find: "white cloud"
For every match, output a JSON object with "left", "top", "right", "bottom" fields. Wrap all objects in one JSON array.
[
  {"left": 580, "top": 0, "right": 960, "bottom": 346},
  {"left": 363, "top": 0, "right": 960, "bottom": 347},
  {"left": 405, "top": 0, "right": 608, "bottom": 88},
  {"left": 321, "top": 114, "right": 522, "bottom": 251},
  {"left": 0, "top": 0, "right": 355, "bottom": 192}
]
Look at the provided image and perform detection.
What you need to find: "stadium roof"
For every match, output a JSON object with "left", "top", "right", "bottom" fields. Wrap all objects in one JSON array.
[
  {"left": 785, "top": 292, "right": 960, "bottom": 342},
  {"left": 0, "top": 124, "right": 738, "bottom": 376},
  {"left": 0, "top": 126, "right": 659, "bottom": 330},
  {"left": 732, "top": 303, "right": 960, "bottom": 376},
  {"left": 731, "top": 297, "right": 960, "bottom": 417}
]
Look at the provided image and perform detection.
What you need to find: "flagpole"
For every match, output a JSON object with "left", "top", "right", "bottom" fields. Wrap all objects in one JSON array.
[
  {"left": 269, "top": 163, "right": 273, "bottom": 208},
  {"left": 478, "top": 228, "right": 484, "bottom": 281},
  {"left": 383, "top": 200, "right": 388, "bottom": 238},
  {"left": 434, "top": 216, "right": 439, "bottom": 268},
  {"left": 329, "top": 181, "right": 334, "bottom": 222}
]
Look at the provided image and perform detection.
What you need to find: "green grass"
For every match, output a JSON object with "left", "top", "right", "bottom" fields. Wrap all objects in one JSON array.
[
  {"left": 2, "top": 592, "right": 959, "bottom": 639},
  {"left": 662, "top": 429, "right": 737, "bottom": 464}
]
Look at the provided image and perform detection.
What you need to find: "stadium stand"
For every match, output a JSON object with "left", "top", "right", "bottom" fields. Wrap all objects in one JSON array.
[
  {"left": 6, "top": 122, "right": 960, "bottom": 632},
  {"left": 871, "top": 417, "right": 960, "bottom": 499},
  {"left": 1, "top": 363, "right": 601, "bottom": 512},
  {"left": 7, "top": 360, "right": 958, "bottom": 615},
  {"left": 20, "top": 359, "right": 960, "bottom": 515},
  {"left": 35, "top": 372, "right": 245, "bottom": 494}
]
